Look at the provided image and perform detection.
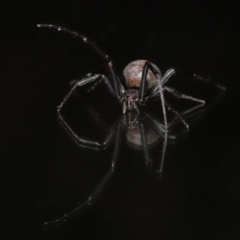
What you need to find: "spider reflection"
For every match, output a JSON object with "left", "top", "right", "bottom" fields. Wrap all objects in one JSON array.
[{"left": 44, "top": 97, "right": 209, "bottom": 229}]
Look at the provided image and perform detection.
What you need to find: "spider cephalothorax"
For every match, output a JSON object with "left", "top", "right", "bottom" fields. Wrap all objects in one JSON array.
[{"left": 122, "top": 89, "right": 140, "bottom": 114}]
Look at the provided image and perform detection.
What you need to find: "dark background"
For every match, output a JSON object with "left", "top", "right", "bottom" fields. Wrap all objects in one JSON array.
[{"left": 1, "top": 1, "right": 240, "bottom": 239}]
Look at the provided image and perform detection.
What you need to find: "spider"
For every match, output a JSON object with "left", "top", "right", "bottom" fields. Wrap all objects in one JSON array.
[
  {"left": 37, "top": 24, "right": 225, "bottom": 228},
  {"left": 36, "top": 24, "right": 224, "bottom": 131}
]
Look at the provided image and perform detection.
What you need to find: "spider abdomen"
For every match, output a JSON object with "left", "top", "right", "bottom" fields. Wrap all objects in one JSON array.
[{"left": 123, "top": 60, "right": 161, "bottom": 89}]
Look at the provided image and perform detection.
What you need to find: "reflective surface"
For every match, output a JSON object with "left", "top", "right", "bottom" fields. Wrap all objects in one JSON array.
[{"left": 1, "top": 1, "right": 240, "bottom": 239}]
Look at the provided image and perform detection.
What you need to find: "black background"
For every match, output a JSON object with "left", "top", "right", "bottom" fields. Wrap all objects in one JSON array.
[{"left": 1, "top": 1, "right": 240, "bottom": 239}]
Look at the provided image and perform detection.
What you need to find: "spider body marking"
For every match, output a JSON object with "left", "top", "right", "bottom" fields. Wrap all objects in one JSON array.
[{"left": 37, "top": 24, "right": 225, "bottom": 131}]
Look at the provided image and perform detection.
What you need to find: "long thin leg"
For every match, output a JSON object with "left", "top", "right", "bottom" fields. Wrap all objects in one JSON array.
[
  {"left": 72, "top": 74, "right": 116, "bottom": 96},
  {"left": 147, "top": 86, "right": 206, "bottom": 123},
  {"left": 58, "top": 74, "right": 114, "bottom": 112},
  {"left": 139, "top": 61, "right": 151, "bottom": 102},
  {"left": 160, "top": 68, "right": 176, "bottom": 87},
  {"left": 140, "top": 123, "right": 151, "bottom": 166},
  {"left": 145, "top": 68, "right": 210, "bottom": 130},
  {"left": 160, "top": 68, "right": 225, "bottom": 88},
  {"left": 156, "top": 73, "right": 168, "bottom": 132},
  {"left": 157, "top": 132, "right": 168, "bottom": 177},
  {"left": 176, "top": 101, "right": 205, "bottom": 117},
  {"left": 150, "top": 68, "right": 226, "bottom": 97},
  {"left": 140, "top": 114, "right": 168, "bottom": 176},
  {"left": 147, "top": 68, "right": 176, "bottom": 99},
  {"left": 144, "top": 99, "right": 205, "bottom": 140},
  {"left": 164, "top": 86, "right": 205, "bottom": 104},
  {"left": 184, "top": 69, "right": 226, "bottom": 90},
  {"left": 37, "top": 24, "right": 122, "bottom": 98},
  {"left": 141, "top": 63, "right": 168, "bottom": 131},
  {"left": 87, "top": 74, "right": 115, "bottom": 96},
  {"left": 149, "top": 86, "right": 206, "bottom": 130},
  {"left": 57, "top": 74, "right": 115, "bottom": 150},
  {"left": 144, "top": 113, "right": 168, "bottom": 136},
  {"left": 44, "top": 124, "right": 122, "bottom": 229},
  {"left": 59, "top": 114, "right": 115, "bottom": 151},
  {"left": 165, "top": 102, "right": 189, "bottom": 129},
  {"left": 58, "top": 74, "right": 100, "bottom": 112}
]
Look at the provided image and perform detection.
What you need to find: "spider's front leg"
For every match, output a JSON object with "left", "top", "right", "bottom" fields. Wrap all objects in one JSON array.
[
  {"left": 57, "top": 74, "right": 116, "bottom": 150},
  {"left": 37, "top": 24, "right": 122, "bottom": 99},
  {"left": 58, "top": 74, "right": 115, "bottom": 113}
]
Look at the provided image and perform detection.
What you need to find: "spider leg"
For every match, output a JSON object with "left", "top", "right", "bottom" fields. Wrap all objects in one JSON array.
[
  {"left": 183, "top": 69, "right": 226, "bottom": 90},
  {"left": 156, "top": 72, "right": 168, "bottom": 131},
  {"left": 148, "top": 86, "right": 206, "bottom": 130},
  {"left": 145, "top": 69, "right": 210, "bottom": 130},
  {"left": 138, "top": 62, "right": 169, "bottom": 172},
  {"left": 144, "top": 113, "right": 167, "bottom": 135},
  {"left": 37, "top": 24, "right": 122, "bottom": 98},
  {"left": 150, "top": 68, "right": 225, "bottom": 96},
  {"left": 144, "top": 98, "right": 205, "bottom": 141},
  {"left": 140, "top": 123, "right": 151, "bottom": 167},
  {"left": 157, "top": 132, "right": 168, "bottom": 177},
  {"left": 180, "top": 101, "right": 206, "bottom": 117},
  {"left": 58, "top": 74, "right": 99, "bottom": 111},
  {"left": 140, "top": 114, "right": 168, "bottom": 176},
  {"left": 139, "top": 61, "right": 151, "bottom": 102},
  {"left": 146, "top": 67, "right": 216, "bottom": 131},
  {"left": 164, "top": 86, "right": 205, "bottom": 104},
  {"left": 58, "top": 74, "right": 115, "bottom": 112},
  {"left": 165, "top": 102, "right": 189, "bottom": 129},
  {"left": 58, "top": 74, "right": 116, "bottom": 150},
  {"left": 139, "top": 62, "right": 168, "bottom": 131},
  {"left": 72, "top": 74, "right": 116, "bottom": 95},
  {"left": 44, "top": 124, "right": 123, "bottom": 229},
  {"left": 162, "top": 68, "right": 177, "bottom": 86},
  {"left": 59, "top": 113, "right": 115, "bottom": 151}
]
